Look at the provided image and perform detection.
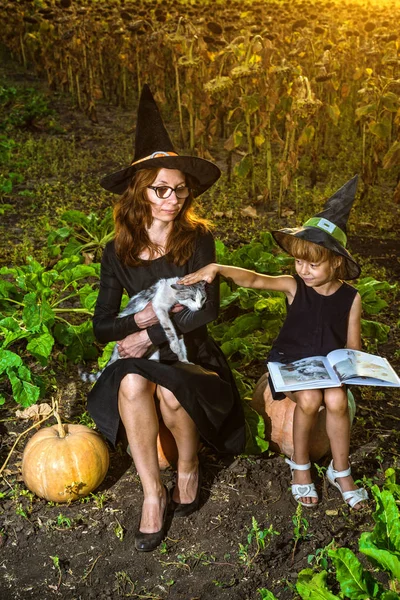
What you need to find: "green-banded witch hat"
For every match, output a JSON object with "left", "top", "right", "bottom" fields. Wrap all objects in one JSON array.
[
  {"left": 100, "top": 84, "right": 221, "bottom": 197},
  {"left": 272, "top": 175, "right": 361, "bottom": 279}
]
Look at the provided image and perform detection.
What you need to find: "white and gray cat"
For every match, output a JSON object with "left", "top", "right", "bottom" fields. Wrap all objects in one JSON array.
[{"left": 80, "top": 277, "right": 207, "bottom": 383}]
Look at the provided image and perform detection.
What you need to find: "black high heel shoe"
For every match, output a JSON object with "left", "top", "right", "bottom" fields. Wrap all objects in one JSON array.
[
  {"left": 173, "top": 466, "right": 202, "bottom": 518},
  {"left": 134, "top": 486, "right": 169, "bottom": 552}
]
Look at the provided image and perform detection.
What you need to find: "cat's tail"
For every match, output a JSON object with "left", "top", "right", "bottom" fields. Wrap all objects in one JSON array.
[{"left": 78, "top": 366, "right": 103, "bottom": 384}]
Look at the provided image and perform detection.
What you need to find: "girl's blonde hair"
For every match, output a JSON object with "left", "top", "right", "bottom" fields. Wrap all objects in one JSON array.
[
  {"left": 113, "top": 168, "right": 210, "bottom": 266},
  {"left": 288, "top": 237, "right": 347, "bottom": 279}
]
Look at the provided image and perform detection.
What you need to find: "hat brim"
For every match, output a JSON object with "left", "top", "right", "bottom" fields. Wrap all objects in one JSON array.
[
  {"left": 272, "top": 227, "right": 361, "bottom": 280},
  {"left": 100, "top": 155, "right": 221, "bottom": 197}
]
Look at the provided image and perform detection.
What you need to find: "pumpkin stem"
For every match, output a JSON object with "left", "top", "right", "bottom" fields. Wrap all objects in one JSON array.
[{"left": 54, "top": 410, "right": 66, "bottom": 439}]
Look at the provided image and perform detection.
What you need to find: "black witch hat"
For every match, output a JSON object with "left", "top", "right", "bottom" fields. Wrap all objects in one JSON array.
[
  {"left": 272, "top": 175, "right": 361, "bottom": 279},
  {"left": 100, "top": 84, "right": 221, "bottom": 196}
]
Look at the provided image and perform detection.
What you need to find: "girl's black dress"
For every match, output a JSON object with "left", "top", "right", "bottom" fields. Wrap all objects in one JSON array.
[
  {"left": 87, "top": 231, "right": 246, "bottom": 455},
  {"left": 268, "top": 274, "right": 358, "bottom": 399}
]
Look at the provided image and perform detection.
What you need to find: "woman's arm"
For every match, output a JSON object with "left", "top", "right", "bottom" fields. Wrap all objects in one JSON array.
[
  {"left": 92, "top": 244, "right": 143, "bottom": 343},
  {"left": 346, "top": 292, "right": 362, "bottom": 350},
  {"left": 179, "top": 262, "right": 296, "bottom": 296}
]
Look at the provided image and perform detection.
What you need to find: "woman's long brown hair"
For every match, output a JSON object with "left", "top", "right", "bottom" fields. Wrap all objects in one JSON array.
[{"left": 113, "top": 168, "right": 211, "bottom": 266}]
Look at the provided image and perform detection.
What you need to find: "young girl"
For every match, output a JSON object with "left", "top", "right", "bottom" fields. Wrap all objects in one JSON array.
[{"left": 180, "top": 176, "right": 368, "bottom": 510}]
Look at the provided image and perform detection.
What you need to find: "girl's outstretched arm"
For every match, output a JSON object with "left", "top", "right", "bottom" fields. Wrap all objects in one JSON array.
[
  {"left": 179, "top": 263, "right": 296, "bottom": 297},
  {"left": 346, "top": 292, "right": 362, "bottom": 350}
]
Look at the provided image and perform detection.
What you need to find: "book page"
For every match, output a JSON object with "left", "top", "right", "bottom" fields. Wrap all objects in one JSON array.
[
  {"left": 270, "top": 356, "right": 338, "bottom": 389},
  {"left": 329, "top": 349, "right": 400, "bottom": 385}
]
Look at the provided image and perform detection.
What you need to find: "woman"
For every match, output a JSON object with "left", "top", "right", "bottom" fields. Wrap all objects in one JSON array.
[{"left": 87, "top": 85, "right": 246, "bottom": 552}]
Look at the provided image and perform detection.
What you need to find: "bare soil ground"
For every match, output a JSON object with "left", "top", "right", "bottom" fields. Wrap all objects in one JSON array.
[{"left": 1, "top": 55, "right": 399, "bottom": 600}]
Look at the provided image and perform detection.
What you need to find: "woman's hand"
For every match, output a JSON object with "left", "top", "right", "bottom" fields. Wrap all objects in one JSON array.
[
  {"left": 134, "top": 302, "right": 159, "bottom": 329},
  {"left": 178, "top": 263, "right": 219, "bottom": 285},
  {"left": 117, "top": 330, "right": 153, "bottom": 358}
]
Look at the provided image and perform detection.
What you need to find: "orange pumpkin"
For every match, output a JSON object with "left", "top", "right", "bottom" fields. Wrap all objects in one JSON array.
[
  {"left": 22, "top": 415, "right": 109, "bottom": 503},
  {"left": 157, "top": 419, "right": 178, "bottom": 470},
  {"left": 250, "top": 373, "right": 355, "bottom": 461}
]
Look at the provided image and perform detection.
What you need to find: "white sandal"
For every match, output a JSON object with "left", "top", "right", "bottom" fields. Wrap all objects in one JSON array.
[
  {"left": 285, "top": 457, "right": 319, "bottom": 507},
  {"left": 326, "top": 460, "right": 368, "bottom": 509}
]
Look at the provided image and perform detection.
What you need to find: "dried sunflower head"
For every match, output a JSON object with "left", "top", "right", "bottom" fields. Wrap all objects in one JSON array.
[{"left": 204, "top": 76, "right": 234, "bottom": 94}]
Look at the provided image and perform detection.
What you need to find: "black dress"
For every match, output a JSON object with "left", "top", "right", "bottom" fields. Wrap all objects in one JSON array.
[
  {"left": 87, "top": 231, "right": 246, "bottom": 454},
  {"left": 268, "top": 274, "right": 358, "bottom": 399}
]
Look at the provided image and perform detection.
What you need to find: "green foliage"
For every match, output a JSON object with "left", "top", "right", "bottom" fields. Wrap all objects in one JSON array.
[
  {"left": 47, "top": 208, "right": 114, "bottom": 260},
  {"left": 292, "top": 480, "right": 400, "bottom": 600},
  {"left": 356, "top": 278, "right": 396, "bottom": 316},
  {"left": 243, "top": 401, "right": 269, "bottom": 455},
  {"left": 0, "top": 255, "right": 100, "bottom": 405},
  {"left": 0, "top": 85, "right": 53, "bottom": 131},
  {"left": 238, "top": 516, "right": 280, "bottom": 570}
]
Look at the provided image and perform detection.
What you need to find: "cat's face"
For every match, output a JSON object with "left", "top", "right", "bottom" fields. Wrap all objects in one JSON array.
[{"left": 171, "top": 281, "right": 207, "bottom": 311}]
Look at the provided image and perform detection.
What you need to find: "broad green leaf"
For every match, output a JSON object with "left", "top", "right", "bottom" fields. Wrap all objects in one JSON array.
[
  {"left": 296, "top": 569, "right": 340, "bottom": 599},
  {"left": 380, "top": 592, "right": 400, "bottom": 600},
  {"left": 22, "top": 293, "right": 54, "bottom": 330},
  {"left": 326, "top": 104, "right": 340, "bottom": 126},
  {"left": 234, "top": 154, "right": 253, "bottom": 179},
  {"left": 215, "top": 239, "right": 228, "bottom": 261},
  {"left": 298, "top": 124, "right": 315, "bottom": 145},
  {"left": 0, "top": 279, "right": 17, "bottom": 298},
  {"left": 368, "top": 120, "right": 391, "bottom": 140},
  {"left": 60, "top": 265, "right": 97, "bottom": 286},
  {"left": 370, "top": 486, "right": 400, "bottom": 553},
  {"left": 26, "top": 332, "right": 55, "bottom": 366},
  {"left": 359, "top": 533, "right": 400, "bottom": 580},
  {"left": 355, "top": 103, "right": 377, "bottom": 119},
  {"left": 0, "top": 348, "right": 23, "bottom": 374},
  {"left": 243, "top": 401, "right": 269, "bottom": 455},
  {"left": 7, "top": 369, "right": 40, "bottom": 407},
  {"left": 54, "top": 255, "right": 81, "bottom": 273},
  {"left": 98, "top": 342, "right": 116, "bottom": 369},
  {"left": 328, "top": 547, "right": 381, "bottom": 599},
  {"left": 361, "top": 319, "right": 390, "bottom": 343},
  {"left": 60, "top": 209, "right": 91, "bottom": 227},
  {"left": 222, "top": 313, "right": 262, "bottom": 340},
  {"left": 383, "top": 468, "right": 400, "bottom": 500}
]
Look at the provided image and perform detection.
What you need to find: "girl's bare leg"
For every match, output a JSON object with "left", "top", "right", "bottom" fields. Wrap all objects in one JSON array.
[
  {"left": 324, "top": 387, "right": 363, "bottom": 509},
  {"left": 157, "top": 386, "right": 200, "bottom": 504},
  {"left": 290, "top": 389, "right": 322, "bottom": 505},
  {"left": 118, "top": 374, "right": 167, "bottom": 533}
]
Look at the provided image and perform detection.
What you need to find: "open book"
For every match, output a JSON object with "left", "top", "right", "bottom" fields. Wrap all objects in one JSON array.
[{"left": 268, "top": 349, "right": 400, "bottom": 392}]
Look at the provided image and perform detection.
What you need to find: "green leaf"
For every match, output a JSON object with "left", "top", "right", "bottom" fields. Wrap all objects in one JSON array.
[
  {"left": 0, "top": 348, "right": 23, "bottom": 374},
  {"left": 0, "top": 279, "right": 17, "bottom": 298},
  {"left": 22, "top": 293, "right": 54, "bottom": 330},
  {"left": 298, "top": 124, "right": 315, "bottom": 145},
  {"left": 361, "top": 319, "right": 390, "bottom": 343},
  {"left": 296, "top": 569, "right": 340, "bottom": 599},
  {"left": 60, "top": 265, "right": 97, "bottom": 286},
  {"left": 359, "top": 533, "right": 400, "bottom": 580},
  {"left": 355, "top": 103, "right": 377, "bottom": 119},
  {"left": 60, "top": 209, "right": 91, "bottom": 227},
  {"left": 368, "top": 120, "right": 390, "bottom": 140},
  {"left": 326, "top": 104, "right": 340, "bottom": 126},
  {"left": 7, "top": 369, "right": 40, "bottom": 407},
  {"left": 328, "top": 547, "right": 381, "bottom": 599},
  {"left": 98, "top": 342, "right": 116, "bottom": 369},
  {"left": 234, "top": 154, "right": 253, "bottom": 178},
  {"left": 243, "top": 401, "right": 269, "bottom": 455},
  {"left": 26, "top": 332, "right": 55, "bottom": 366},
  {"left": 370, "top": 486, "right": 400, "bottom": 553}
]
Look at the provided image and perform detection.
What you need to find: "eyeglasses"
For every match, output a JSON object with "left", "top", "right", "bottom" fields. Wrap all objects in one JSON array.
[{"left": 147, "top": 185, "right": 192, "bottom": 200}]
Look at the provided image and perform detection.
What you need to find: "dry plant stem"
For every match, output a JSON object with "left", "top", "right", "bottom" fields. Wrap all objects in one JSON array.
[
  {"left": 81, "top": 554, "right": 103, "bottom": 582},
  {"left": 0, "top": 410, "right": 55, "bottom": 477}
]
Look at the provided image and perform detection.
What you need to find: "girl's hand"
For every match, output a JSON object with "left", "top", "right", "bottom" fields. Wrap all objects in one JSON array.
[
  {"left": 117, "top": 330, "right": 152, "bottom": 358},
  {"left": 134, "top": 302, "right": 159, "bottom": 328},
  {"left": 178, "top": 263, "right": 219, "bottom": 285}
]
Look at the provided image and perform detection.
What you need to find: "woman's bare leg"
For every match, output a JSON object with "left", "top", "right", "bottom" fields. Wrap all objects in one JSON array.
[
  {"left": 118, "top": 373, "right": 166, "bottom": 533},
  {"left": 325, "top": 387, "right": 363, "bottom": 509},
  {"left": 290, "top": 389, "right": 322, "bottom": 505},
  {"left": 157, "top": 386, "right": 199, "bottom": 504}
]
